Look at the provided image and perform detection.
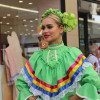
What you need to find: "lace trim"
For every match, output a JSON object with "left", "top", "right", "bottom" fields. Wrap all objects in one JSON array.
[
  {"left": 21, "top": 69, "right": 32, "bottom": 87},
  {"left": 76, "top": 93, "right": 91, "bottom": 100},
  {"left": 25, "top": 95, "right": 33, "bottom": 100},
  {"left": 48, "top": 43, "right": 64, "bottom": 49},
  {"left": 82, "top": 62, "right": 93, "bottom": 70},
  {"left": 21, "top": 62, "right": 91, "bottom": 100},
  {"left": 76, "top": 92, "right": 100, "bottom": 100},
  {"left": 29, "top": 71, "right": 83, "bottom": 100},
  {"left": 76, "top": 62, "right": 99, "bottom": 100}
]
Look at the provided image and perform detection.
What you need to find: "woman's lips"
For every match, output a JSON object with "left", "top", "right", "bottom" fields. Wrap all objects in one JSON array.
[{"left": 44, "top": 34, "right": 50, "bottom": 38}]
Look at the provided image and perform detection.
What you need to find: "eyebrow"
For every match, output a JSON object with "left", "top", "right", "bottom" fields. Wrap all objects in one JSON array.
[{"left": 42, "top": 24, "right": 53, "bottom": 27}]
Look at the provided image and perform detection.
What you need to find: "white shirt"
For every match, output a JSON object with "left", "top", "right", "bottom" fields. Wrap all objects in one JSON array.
[{"left": 87, "top": 54, "right": 99, "bottom": 72}]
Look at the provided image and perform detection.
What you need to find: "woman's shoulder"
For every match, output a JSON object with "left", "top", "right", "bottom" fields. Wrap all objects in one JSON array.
[
  {"left": 62, "top": 46, "right": 84, "bottom": 61},
  {"left": 29, "top": 50, "right": 43, "bottom": 60},
  {"left": 63, "top": 46, "right": 83, "bottom": 56},
  {"left": 67, "top": 46, "right": 83, "bottom": 55}
]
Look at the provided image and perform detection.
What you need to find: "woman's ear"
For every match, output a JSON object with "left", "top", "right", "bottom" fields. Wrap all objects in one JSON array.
[{"left": 59, "top": 25, "right": 64, "bottom": 35}]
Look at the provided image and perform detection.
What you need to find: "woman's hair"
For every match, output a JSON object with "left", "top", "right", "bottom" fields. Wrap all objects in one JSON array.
[
  {"left": 45, "top": 14, "right": 62, "bottom": 27},
  {"left": 40, "top": 8, "right": 77, "bottom": 32}
]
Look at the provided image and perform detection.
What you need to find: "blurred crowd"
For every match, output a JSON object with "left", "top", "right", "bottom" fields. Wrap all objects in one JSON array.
[{"left": 87, "top": 42, "right": 100, "bottom": 77}]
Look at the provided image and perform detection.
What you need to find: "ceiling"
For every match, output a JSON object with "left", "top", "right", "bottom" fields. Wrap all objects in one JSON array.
[
  {"left": 0, "top": 0, "right": 39, "bottom": 37},
  {"left": 0, "top": 0, "right": 38, "bottom": 9}
]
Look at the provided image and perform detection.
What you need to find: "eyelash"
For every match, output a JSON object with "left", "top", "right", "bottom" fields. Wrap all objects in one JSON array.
[
  {"left": 42, "top": 26, "right": 53, "bottom": 30},
  {"left": 41, "top": 26, "right": 45, "bottom": 30},
  {"left": 48, "top": 26, "right": 53, "bottom": 29}
]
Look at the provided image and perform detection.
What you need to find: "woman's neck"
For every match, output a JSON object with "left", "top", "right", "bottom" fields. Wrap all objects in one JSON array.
[{"left": 48, "top": 37, "right": 62, "bottom": 45}]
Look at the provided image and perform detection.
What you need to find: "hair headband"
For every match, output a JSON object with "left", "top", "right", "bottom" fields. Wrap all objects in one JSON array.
[{"left": 40, "top": 8, "right": 77, "bottom": 32}]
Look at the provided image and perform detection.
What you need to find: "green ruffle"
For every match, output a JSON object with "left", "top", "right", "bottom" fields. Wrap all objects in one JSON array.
[
  {"left": 29, "top": 46, "right": 82, "bottom": 85},
  {"left": 77, "top": 83, "right": 100, "bottom": 100},
  {"left": 16, "top": 43, "right": 100, "bottom": 100},
  {"left": 16, "top": 74, "right": 33, "bottom": 100}
]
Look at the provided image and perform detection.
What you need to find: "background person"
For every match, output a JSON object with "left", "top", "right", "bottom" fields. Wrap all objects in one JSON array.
[
  {"left": 16, "top": 8, "right": 100, "bottom": 100},
  {"left": 97, "top": 46, "right": 100, "bottom": 77},
  {"left": 87, "top": 44, "right": 99, "bottom": 71},
  {"left": 38, "top": 33, "right": 48, "bottom": 49}
]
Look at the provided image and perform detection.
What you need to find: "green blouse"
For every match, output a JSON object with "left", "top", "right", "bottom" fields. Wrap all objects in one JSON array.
[{"left": 16, "top": 42, "right": 100, "bottom": 100}]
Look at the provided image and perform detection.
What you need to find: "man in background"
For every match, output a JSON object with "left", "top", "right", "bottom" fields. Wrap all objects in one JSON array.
[
  {"left": 37, "top": 31, "right": 48, "bottom": 49},
  {"left": 87, "top": 44, "right": 99, "bottom": 72},
  {"left": 37, "top": 26, "right": 48, "bottom": 49}
]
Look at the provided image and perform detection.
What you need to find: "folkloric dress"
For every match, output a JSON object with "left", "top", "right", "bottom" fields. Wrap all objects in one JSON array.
[{"left": 16, "top": 42, "right": 100, "bottom": 100}]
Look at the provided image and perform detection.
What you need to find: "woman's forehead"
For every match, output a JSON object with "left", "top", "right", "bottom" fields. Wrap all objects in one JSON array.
[{"left": 42, "top": 17, "right": 56, "bottom": 25}]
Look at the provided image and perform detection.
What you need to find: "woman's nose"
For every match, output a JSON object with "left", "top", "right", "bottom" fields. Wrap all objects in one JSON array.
[{"left": 43, "top": 27, "right": 48, "bottom": 33}]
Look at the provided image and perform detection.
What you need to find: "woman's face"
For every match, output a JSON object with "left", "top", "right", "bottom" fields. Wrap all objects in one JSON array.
[{"left": 42, "top": 17, "right": 63, "bottom": 45}]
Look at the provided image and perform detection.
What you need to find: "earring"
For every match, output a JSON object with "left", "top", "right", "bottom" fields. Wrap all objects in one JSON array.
[
  {"left": 57, "top": 38, "right": 62, "bottom": 44},
  {"left": 42, "top": 41, "right": 46, "bottom": 46}
]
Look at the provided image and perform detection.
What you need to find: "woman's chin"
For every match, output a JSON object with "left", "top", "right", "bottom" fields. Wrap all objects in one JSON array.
[{"left": 44, "top": 38, "right": 50, "bottom": 42}]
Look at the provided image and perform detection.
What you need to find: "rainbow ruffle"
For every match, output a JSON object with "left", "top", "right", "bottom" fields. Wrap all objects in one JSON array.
[{"left": 23, "top": 54, "right": 88, "bottom": 97}]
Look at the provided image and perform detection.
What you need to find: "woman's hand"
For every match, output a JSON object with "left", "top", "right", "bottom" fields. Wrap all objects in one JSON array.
[
  {"left": 28, "top": 96, "right": 38, "bottom": 100},
  {"left": 69, "top": 94, "right": 83, "bottom": 100}
]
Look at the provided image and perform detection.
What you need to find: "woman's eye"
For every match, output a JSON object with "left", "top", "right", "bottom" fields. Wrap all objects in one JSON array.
[
  {"left": 41, "top": 26, "right": 45, "bottom": 30},
  {"left": 47, "top": 26, "right": 53, "bottom": 29}
]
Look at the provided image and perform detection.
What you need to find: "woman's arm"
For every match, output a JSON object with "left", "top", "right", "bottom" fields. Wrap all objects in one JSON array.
[
  {"left": 16, "top": 74, "right": 34, "bottom": 100},
  {"left": 69, "top": 94, "right": 83, "bottom": 100},
  {"left": 28, "top": 96, "right": 38, "bottom": 100}
]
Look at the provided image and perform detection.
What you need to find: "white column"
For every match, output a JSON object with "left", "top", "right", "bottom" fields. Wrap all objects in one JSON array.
[
  {"left": 0, "top": 65, "right": 4, "bottom": 100},
  {"left": 65, "top": 0, "right": 79, "bottom": 48}
]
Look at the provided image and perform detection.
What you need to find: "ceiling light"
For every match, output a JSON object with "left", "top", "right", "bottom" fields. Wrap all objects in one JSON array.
[
  {"left": 15, "top": 15, "right": 19, "bottom": 17},
  {"left": 7, "top": 14, "right": 11, "bottom": 16},
  {"left": 24, "top": 25, "right": 27, "bottom": 27},
  {"left": 4, "top": 32, "right": 7, "bottom": 34},
  {"left": 6, "top": 22, "right": 10, "bottom": 25},
  {"left": 35, "top": 18, "right": 38, "bottom": 20},
  {"left": 28, "top": 33, "right": 31, "bottom": 35},
  {"left": 26, "top": 29, "right": 28, "bottom": 31},
  {"left": 10, "top": 27, "right": 13, "bottom": 29},
  {"left": 0, "top": 22, "right": 3, "bottom": 24},
  {"left": 3, "top": 16, "right": 7, "bottom": 18},
  {"left": 31, "top": 26, "right": 33, "bottom": 27},
  {"left": 25, "top": 34, "right": 27, "bottom": 36},
  {"left": 31, "top": 30, "right": 34, "bottom": 32},
  {"left": 19, "top": 0, "right": 23, "bottom": 3},
  {"left": 28, "top": 2, "right": 33, "bottom": 5},
  {"left": 0, "top": 4, "right": 38, "bottom": 13},
  {"left": 30, "top": 20, "right": 33, "bottom": 22},
  {"left": 23, "top": 19, "right": 26, "bottom": 21}
]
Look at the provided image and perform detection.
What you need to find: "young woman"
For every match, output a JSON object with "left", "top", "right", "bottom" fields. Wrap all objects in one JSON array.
[{"left": 16, "top": 8, "right": 100, "bottom": 100}]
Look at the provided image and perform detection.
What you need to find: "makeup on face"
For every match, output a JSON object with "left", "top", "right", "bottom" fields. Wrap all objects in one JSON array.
[
  {"left": 41, "top": 17, "right": 63, "bottom": 45},
  {"left": 41, "top": 24, "right": 54, "bottom": 30},
  {"left": 41, "top": 24, "right": 54, "bottom": 38}
]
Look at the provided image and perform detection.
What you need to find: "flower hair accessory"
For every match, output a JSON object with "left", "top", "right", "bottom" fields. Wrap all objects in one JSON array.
[{"left": 40, "top": 8, "right": 77, "bottom": 32}]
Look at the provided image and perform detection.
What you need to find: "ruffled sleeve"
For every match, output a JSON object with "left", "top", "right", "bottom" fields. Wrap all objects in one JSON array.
[
  {"left": 16, "top": 74, "right": 33, "bottom": 100},
  {"left": 76, "top": 65, "right": 100, "bottom": 100},
  {"left": 69, "top": 47, "right": 100, "bottom": 99},
  {"left": 16, "top": 51, "right": 41, "bottom": 100}
]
